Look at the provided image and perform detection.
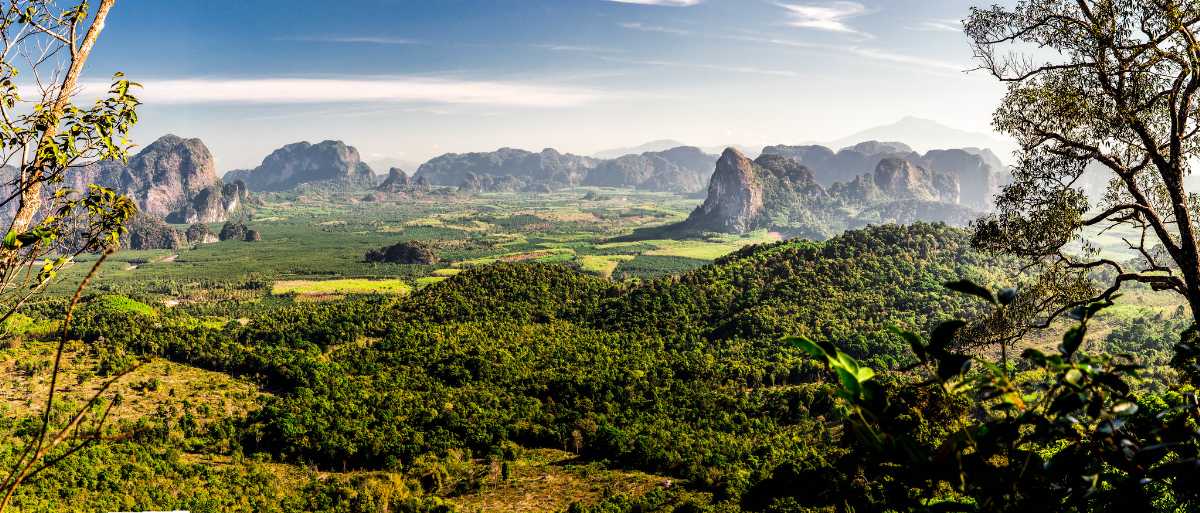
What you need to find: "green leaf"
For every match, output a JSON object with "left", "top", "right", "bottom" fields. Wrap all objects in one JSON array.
[
  {"left": 1061, "top": 325, "right": 1086, "bottom": 358},
  {"left": 936, "top": 353, "right": 971, "bottom": 381},
  {"left": 786, "top": 336, "right": 826, "bottom": 358},
  {"left": 1064, "top": 368, "right": 1084, "bottom": 386},
  {"left": 837, "top": 352, "right": 860, "bottom": 374},
  {"left": 1021, "top": 348, "right": 1047, "bottom": 365},
  {"left": 944, "top": 280, "right": 996, "bottom": 304},
  {"left": 856, "top": 367, "right": 876, "bottom": 382},
  {"left": 889, "top": 326, "right": 926, "bottom": 361},
  {"left": 931, "top": 320, "right": 967, "bottom": 351},
  {"left": 833, "top": 366, "right": 861, "bottom": 399}
]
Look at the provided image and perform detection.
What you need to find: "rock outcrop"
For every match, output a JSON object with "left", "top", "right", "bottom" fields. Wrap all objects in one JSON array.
[
  {"left": 376, "top": 168, "right": 411, "bottom": 192},
  {"left": 123, "top": 214, "right": 184, "bottom": 250},
  {"left": 762, "top": 140, "right": 923, "bottom": 187},
  {"left": 219, "top": 222, "right": 248, "bottom": 241},
  {"left": 683, "top": 149, "right": 765, "bottom": 233},
  {"left": 924, "top": 149, "right": 997, "bottom": 210},
  {"left": 873, "top": 158, "right": 939, "bottom": 201},
  {"left": 185, "top": 223, "right": 218, "bottom": 244},
  {"left": 62, "top": 135, "right": 244, "bottom": 224},
  {"left": 0, "top": 135, "right": 251, "bottom": 227},
  {"left": 418, "top": 145, "right": 718, "bottom": 194},
  {"left": 649, "top": 146, "right": 984, "bottom": 239},
  {"left": 416, "top": 148, "right": 596, "bottom": 191},
  {"left": 166, "top": 180, "right": 248, "bottom": 224},
  {"left": 364, "top": 241, "right": 439, "bottom": 264},
  {"left": 233, "top": 140, "right": 376, "bottom": 192},
  {"left": 584, "top": 146, "right": 716, "bottom": 193},
  {"left": 84, "top": 135, "right": 220, "bottom": 218},
  {"left": 761, "top": 140, "right": 1004, "bottom": 208}
]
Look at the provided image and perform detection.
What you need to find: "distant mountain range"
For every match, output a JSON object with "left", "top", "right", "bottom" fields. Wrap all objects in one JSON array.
[
  {"left": 596, "top": 117, "right": 1013, "bottom": 167},
  {"left": 828, "top": 117, "right": 1015, "bottom": 161},
  {"left": 594, "top": 141, "right": 759, "bottom": 161},
  {"left": 1, "top": 116, "right": 1012, "bottom": 238},
  {"left": 224, "top": 140, "right": 376, "bottom": 192},
  {"left": 761, "top": 141, "right": 1004, "bottom": 210},
  {"left": 414, "top": 146, "right": 720, "bottom": 194},
  {"left": 593, "top": 140, "right": 690, "bottom": 160},
  {"left": 651, "top": 146, "right": 982, "bottom": 239}
]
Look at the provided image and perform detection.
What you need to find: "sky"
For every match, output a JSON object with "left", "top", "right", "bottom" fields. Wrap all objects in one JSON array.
[{"left": 78, "top": 0, "right": 1012, "bottom": 172}]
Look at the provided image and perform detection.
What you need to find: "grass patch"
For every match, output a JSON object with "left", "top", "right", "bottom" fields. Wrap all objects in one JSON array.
[
  {"left": 456, "top": 248, "right": 577, "bottom": 267},
  {"left": 578, "top": 255, "right": 636, "bottom": 278},
  {"left": 90, "top": 295, "right": 157, "bottom": 317},
  {"left": 271, "top": 279, "right": 412, "bottom": 297},
  {"left": 450, "top": 448, "right": 668, "bottom": 513}
]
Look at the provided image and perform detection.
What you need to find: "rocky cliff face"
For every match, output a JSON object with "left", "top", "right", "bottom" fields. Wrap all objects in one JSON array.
[
  {"left": 872, "top": 158, "right": 961, "bottom": 204},
  {"left": 166, "top": 180, "right": 248, "bottom": 224},
  {"left": 932, "top": 173, "right": 961, "bottom": 205},
  {"left": 683, "top": 149, "right": 764, "bottom": 233},
  {"left": 67, "top": 135, "right": 236, "bottom": 223},
  {"left": 123, "top": 214, "right": 184, "bottom": 250},
  {"left": 458, "top": 173, "right": 526, "bottom": 193},
  {"left": 235, "top": 140, "right": 377, "bottom": 192},
  {"left": 93, "top": 135, "right": 219, "bottom": 218},
  {"left": 0, "top": 135, "right": 245, "bottom": 226},
  {"left": 762, "top": 140, "right": 924, "bottom": 187},
  {"left": 418, "top": 145, "right": 715, "bottom": 193},
  {"left": 924, "top": 149, "right": 997, "bottom": 209},
  {"left": 376, "top": 168, "right": 410, "bottom": 192},
  {"left": 416, "top": 148, "right": 597, "bottom": 191},
  {"left": 762, "top": 140, "right": 1003, "bottom": 208},
  {"left": 650, "top": 146, "right": 982, "bottom": 239},
  {"left": 584, "top": 146, "right": 716, "bottom": 193},
  {"left": 873, "top": 158, "right": 938, "bottom": 201}
]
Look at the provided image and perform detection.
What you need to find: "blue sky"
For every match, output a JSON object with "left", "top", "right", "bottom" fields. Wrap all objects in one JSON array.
[{"left": 82, "top": 0, "right": 1010, "bottom": 171}]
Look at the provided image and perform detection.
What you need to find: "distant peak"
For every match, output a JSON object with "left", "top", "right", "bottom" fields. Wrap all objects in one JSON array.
[{"left": 719, "top": 147, "right": 747, "bottom": 160}]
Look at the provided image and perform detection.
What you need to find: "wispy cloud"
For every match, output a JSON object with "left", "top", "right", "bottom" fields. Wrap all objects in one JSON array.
[
  {"left": 909, "top": 19, "right": 962, "bottom": 33},
  {"left": 723, "top": 34, "right": 963, "bottom": 74},
  {"left": 531, "top": 43, "right": 624, "bottom": 54},
  {"left": 606, "top": 0, "right": 702, "bottom": 6},
  {"left": 848, "top": 47, "right": 963, "bottom": 72},
  {"left": 276, "top": 35, "right": 421, "bottom": 45},
  {"left": 238, "top": 104, "right": 456, "bottom": 122},
  {"left": 618, "top": 22, "right": 691, "bottom": 35},
  {"left": 602, "top": 56, "right": 799, "bottom": 78},
  {"left": 778, "top": 2, "right": 871, "bottom": 37},
  {"left": 88, "top": 77, "right": 605, "bottom": 108}
]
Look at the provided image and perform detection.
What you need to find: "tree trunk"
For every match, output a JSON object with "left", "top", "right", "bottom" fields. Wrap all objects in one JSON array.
[{"left": 9, "top": 0, "right": 117, "bottom": 235}]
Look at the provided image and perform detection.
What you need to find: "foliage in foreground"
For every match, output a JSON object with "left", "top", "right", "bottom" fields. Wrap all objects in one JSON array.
[{"left": 789, "top": 283, "right": 1200, "bottom": 512}]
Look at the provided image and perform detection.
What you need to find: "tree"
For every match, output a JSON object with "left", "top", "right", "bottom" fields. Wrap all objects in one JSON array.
[
  {"left": 792, "top": 283, "right": 1200, "bottom": 511},
  {"left": 967, "top": 1, "right": 1200, "bottom": 324},
  {"left": 0, "top": 1, "right": 139, "bottom": 511}
]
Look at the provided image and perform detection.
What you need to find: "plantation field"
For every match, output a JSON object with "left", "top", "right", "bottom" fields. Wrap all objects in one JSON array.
[
  {"left": 46, "top": 188, "right": 771, "bottom": 303},
  {"left": 271, "top": 278, "right": 412, "bottom": 297}
]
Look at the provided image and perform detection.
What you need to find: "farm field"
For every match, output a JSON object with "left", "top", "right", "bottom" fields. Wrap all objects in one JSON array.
[{"left": 48, "top": 188, "right": 776, "bottom": 304}]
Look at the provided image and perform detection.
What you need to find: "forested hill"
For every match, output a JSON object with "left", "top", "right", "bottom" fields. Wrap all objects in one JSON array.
[
  {"left": 398, "top": 222, "right": 1006, "bottom": 366},
  {"left": 54, "top": 222, "right": 1012, "bottom": 511}
]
